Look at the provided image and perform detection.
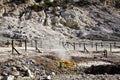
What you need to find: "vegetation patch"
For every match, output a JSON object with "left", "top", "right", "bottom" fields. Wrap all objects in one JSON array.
[
  {"left": 10, "top": 0, "right": 28, "bottom": 4},
  {"left": 29, "top": 4, "right": 45, "bottom": 11}
]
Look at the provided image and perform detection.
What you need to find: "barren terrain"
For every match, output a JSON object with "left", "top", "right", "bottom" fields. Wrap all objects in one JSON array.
[{"left": 0, "top": 44, "right": 119, "bottom": 80}]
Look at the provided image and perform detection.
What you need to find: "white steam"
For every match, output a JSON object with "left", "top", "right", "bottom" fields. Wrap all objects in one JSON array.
[{"left": 51, "top": 49, "right": 71, "bottom": 60}]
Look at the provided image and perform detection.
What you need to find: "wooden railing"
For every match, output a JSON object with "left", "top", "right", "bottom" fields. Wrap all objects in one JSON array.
[{"left": 3, "top": 39, "right": 120, "bottom": 54}]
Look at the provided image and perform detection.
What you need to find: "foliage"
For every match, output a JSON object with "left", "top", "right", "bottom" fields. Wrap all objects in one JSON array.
[
  {"left": 11, "top": 0, "right": 27, "bottom": 4},
  {"left": 30, "top": 4, "right": 45, "bottom": 11},
  {"left": 29, "top": 0, "right": 120, "bottom": 11},
  {"left": 35, "top": 0, "right": 42, "bottom": 2},
  {"left": 114, "top": 0, "right": 120, "bottom": 8},
  {"left": 44, "top": 0, "right": 55, "bottom": 7},
  {"left": 29, "top": 0, "right": 55, "bottom": 11},
  {"left": 75, "top": 0, "right": 94, "bottom": 6},
  {"left": 61, "top": 0, "right": 69, "bottom": 4}
]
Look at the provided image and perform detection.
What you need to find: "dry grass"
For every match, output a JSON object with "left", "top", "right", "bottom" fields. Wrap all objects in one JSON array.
[{"left": 71, "top": 56, "right": 97, "bottom": 63}]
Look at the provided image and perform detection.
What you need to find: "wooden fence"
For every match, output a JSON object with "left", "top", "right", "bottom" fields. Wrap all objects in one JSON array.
[{"left": 8, "top": 39, "right": 120, "bottom": 54}]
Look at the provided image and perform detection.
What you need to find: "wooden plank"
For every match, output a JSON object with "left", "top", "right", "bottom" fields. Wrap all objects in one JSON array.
[
  {"left": 13, "top": 47, "right": 21, "bottom": 55},
  {"left": 11, "top": 39, "right": 21, "bottom": 55},
  {"left": 36, "top": 47, "right": 42, "bottom": 53}
]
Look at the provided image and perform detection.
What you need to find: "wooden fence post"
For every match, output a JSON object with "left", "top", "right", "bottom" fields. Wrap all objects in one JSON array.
[
  {"left": 73, "top": 42, "right": 76, "bottom": 50},
  {"left": 31, "top": 40, "right": 33, "bottom": 47},
  {"left": 95, "top": 43, "right": 98, "bottom": 51},
  {"left": 25, "top": 40, "right": 27, "bottom": 51},
  {"left": 40, "top": 39, "right": 43, "bottom": 48},
  {"left": 35, "top": 40, "right": 37, "bottom": 50},
  {"left": 62, "top": 41, "right": 64, "bottom": 48},
  {"left": 114, "top": 42, "right": 116, "bottom": 48},
  {"left": 67, "top": 42, "right": 69, "bottom": 48},
  {"left": 11, "top": 39, "right": 21, "bottom": 55},
  {"left": 12, "top": 40, "right": 14, "bottom": 54},
  {"left": 83, "top": 43, "right": 86, "bottom": 52},
  {"left": 101, "top": 42, "right": 103, "bottom": 48},
  {"left": 91, "top": 42, "right": 93, "bottom": 48},
  {"left": 110, "top": 43, "right": 112, "bottom": 53},
  {"left": 59, "top": 40, "right": 61, "bottom": 47},
  {"left": 79, "top": 42, "right": 81, "bottom": 47}
]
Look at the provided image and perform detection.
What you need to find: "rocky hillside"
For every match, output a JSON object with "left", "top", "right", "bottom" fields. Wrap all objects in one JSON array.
[{"left": 0, "top": 0, "right": 120, "bottom": 41}]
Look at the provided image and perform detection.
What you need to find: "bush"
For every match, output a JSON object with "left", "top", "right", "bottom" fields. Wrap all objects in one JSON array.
[
  {"left": 75, "top": 0, "right": 93, "bottom": 6},
  {"left": 35, "top": 0, "right": 42, "bottom": 3},
  {"left": 44, "top": 0, "right": 55, "bottom": 7},
  {"left": 30, "top": 4, "right": 45, "bottom": 11},
  {"left": 61, "top": 0, "right": 69, "bottom": 4},
  {"left": 11, "top": 0, "right": 27, "bottom": 4},
  {"left": 114, "top": 0, "right": 120, "bottom": 8}
]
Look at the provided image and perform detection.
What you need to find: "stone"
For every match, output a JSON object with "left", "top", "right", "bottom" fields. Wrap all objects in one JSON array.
[
  {"left": 0, "top": 76, "right": 3, "bottom": 79},
  {"left": 49, "top": 0, "right": 54, "bottom": 2},
  {"left": 23, "top": 66, "right": 34, "bottom": 78},
  {"left": 30, "top": 59, "right": 36, "bottom": 64},
  {"left": 27, "top": 69, "right": 35, "bottom": 78},
  {"left": 51, "top": 72, "right": 55, "bottom": 76},
  {"left": 46, "top": 75, "right": 51, "bottom": 80},
  {"left": 11, "top": 70, "right": 20, "bottom": 76},
  {"left": 0, "top": 6, "right": 4, "bottom": 16},
  {"left": 11, "top": 67, "right": 20, "bottom": 76},
  {"left": 7, "top": 75, "right": 15, "bottom": 80},
  {"left": 44, "top": 17, "right": 51, "bottom": 26},
  {"left": 17, "top": 76, "right": 31, "bottom": 80},
  {"left": 2, "top": 71, "right": 8, "bottom": 76},
  {"left": 60, "top": 18, "right": 66, "bottom": 26}
]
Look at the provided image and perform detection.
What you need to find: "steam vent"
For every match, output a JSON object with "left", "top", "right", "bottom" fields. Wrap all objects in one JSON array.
[{"left": 0, "top": 0, "right": 120, "bottom": 80}]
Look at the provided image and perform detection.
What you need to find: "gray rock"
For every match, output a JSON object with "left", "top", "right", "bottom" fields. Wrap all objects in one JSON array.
[
  {"left": 7, "top": 75, "right": 14, "bottom": 80},
  {"left": 0, "top": 76, "right": 3, "bottom": 80},
  {"left": 17, "top": 76, "right": 31, "bottom": 80}
]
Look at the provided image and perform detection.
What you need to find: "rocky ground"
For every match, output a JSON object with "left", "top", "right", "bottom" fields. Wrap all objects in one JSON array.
[
  {"left": 0, "top": 0, "right": 120, "bottom": 41},
  {"left": 0, "top": 0, "right": 120, "bottom": 80},
  {"left": 0, "top": 49, "right": 119, "bottom": 80}
]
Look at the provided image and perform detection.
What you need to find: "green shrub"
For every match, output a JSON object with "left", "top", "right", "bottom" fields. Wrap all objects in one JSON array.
[
  {"left": 114, "top": 0, "right": 120, "bottom": 8},
  {"left": 35, "top": 0, "right": 42, "bottom": 2},
  {"left": 11, "top": 0, "right": 27, "bottom": 4},
  {"left": 61, "top": 0, "right": 69, "bottom": 4},
  {"left": 44, "top": 0, "right": 55, "bottom": 7},
  {"left": 75, "top": 0, "right": 93, "bottom": 6},
  {"left": 21, "top": 0, "right": 27, "bottom": 3},
  {"left": 30, "top": 4, "right": 45, "bottom": 11}
]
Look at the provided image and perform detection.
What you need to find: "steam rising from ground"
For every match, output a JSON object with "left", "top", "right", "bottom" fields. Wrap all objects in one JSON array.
[{"left": 51, "top": 49, "right": 71, "bottom": 60}]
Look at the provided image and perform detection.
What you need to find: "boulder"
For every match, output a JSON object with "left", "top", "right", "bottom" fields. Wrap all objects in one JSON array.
[
  {"left": 17, "top": 76, "right": 31, "bottom": 80},
  {"left": 0, "top": 6, "right": 4, "bottom": 16},
  {"left": 51, "top": 72, "right": 55, "bottom": 76},
  {"left": 60, "top": 18, "right": 66, "bottom": 26},
  {"left": 0, "top": 76, "right": 3, "bottom": 80},
  {"left": 11, "top": 67, "right": 20, "bottom": 76},
  {"left": 23, "top": 66, "right": 34, "bottom": 78},
  {"left": 7, "top": 75, "right": 15, "bottom": 80},
  {"left": 44, "top": 17, "right": 51, "bottom": 26},
  {"left": 27, "top": 69, "right": 35, "bottom": 78}
]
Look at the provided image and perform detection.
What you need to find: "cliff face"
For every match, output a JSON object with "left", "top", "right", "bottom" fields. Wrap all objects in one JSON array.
[{"left": 0, "top": 0, "right": 120, "bottom": 41}]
